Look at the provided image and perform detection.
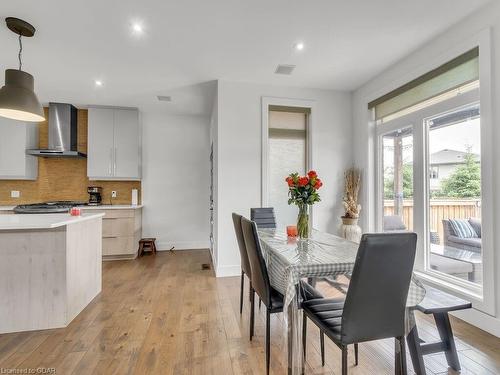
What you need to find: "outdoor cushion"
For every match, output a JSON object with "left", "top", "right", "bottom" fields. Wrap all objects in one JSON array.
[
  {"left": 468, "top": 218, "right": 481, "bottom": 238},
  {"left": 448, "top": 219, "right": 478, "bottom": 238},
  {"left": 448, "top": 236, "right": 482, "bottom": 248},
  {"left": 383, "top": 215, "right": 407, "bottom": 231}
]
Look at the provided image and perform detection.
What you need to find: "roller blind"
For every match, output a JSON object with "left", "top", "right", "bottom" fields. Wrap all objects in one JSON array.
[{"left": 369, "top": 47, "right": 479, "bottom": 121}]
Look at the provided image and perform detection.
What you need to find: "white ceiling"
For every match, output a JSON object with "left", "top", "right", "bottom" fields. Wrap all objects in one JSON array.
[{"left": 0, "top": 0, "right": 490, "bottom": 116}]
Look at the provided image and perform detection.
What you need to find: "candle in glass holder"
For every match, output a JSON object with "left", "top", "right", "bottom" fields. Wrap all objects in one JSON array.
[{"left": 287, "top": 225, "right": 298, "bottom": 237}]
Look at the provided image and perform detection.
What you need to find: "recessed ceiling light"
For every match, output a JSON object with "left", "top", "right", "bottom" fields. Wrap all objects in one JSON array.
[
  {"left": 294, "top": 42, "right": 305, "bottom": 51},
  {"left": 132, "top": 23, "right": 143, "bottom": 33},
  {"left": 94, "top": 80, "right": 103, "bottom": 87}
]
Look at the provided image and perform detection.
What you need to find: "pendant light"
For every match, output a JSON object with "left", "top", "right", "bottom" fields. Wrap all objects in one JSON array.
[{"left": 0, "top": 17, "right": 45, "bottom": 122}]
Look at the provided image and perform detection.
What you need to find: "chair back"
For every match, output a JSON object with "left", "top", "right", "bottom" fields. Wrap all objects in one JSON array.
[
  {"left": 251, "top": 207, "right": 277, "bottom": 229},
  {"left": 341, "top": 232, "right": 417, "bottom": 344},
  {"left": 232, "top": 213, "right": 251, "bottom": 277},
  {"left": 241, "top": 216, "right": 272, "bottom": 306}
]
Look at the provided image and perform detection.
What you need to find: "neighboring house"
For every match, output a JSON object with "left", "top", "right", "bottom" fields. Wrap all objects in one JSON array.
[{"left": 429, "top": 149, "right": 480, "bottom": 191}]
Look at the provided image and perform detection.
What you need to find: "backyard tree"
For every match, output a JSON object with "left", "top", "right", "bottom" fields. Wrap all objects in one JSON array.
[{"left": 441, "top": 152, "right": 481, "bottom": 198}]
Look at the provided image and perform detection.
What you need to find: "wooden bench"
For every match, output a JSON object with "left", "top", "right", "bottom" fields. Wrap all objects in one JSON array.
[{"left": 407, "top": 286, "right": 472, "bottom": 375}]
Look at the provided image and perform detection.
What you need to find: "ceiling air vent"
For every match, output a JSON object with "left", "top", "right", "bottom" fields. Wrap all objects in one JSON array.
[
  {"left": 275, "top": 64, "right": 296, "bottom": 75},
  {"left": 157, "top": 95, "right": 172, "bottom": 102}
]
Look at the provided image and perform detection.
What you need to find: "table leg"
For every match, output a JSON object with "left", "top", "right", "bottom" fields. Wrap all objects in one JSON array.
[
  {"left": 288, "top": 303, "right": 293, "bottom": 375},
  {"left": 287, "top": 293, "right": 303, "bottom": 375}
]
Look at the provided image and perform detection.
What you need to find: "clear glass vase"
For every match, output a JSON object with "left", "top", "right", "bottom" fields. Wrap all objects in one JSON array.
[{"left": 297, "top": 203, "right": 309, "bottom": 239}]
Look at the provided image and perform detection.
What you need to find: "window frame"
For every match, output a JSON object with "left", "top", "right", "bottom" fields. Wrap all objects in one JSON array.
[
  {"left": 261, "top": 97, "right": 315, "bottom": 220},
  {"left": 376, "top": 81, "right": 494, "bottom": 313}
]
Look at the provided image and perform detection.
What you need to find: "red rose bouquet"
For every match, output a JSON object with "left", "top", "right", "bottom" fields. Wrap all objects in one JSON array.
[{"left": 285, "top": 170, "right": 323, "bottom": 238}]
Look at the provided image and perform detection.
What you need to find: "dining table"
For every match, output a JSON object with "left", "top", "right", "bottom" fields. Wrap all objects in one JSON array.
[{"left": 257, "top": 228, "right": 426, "bottom": 375}]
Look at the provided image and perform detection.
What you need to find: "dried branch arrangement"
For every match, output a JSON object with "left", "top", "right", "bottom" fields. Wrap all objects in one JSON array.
[{"left": 343, "top": 167, "right": 361, "bottom": 219}]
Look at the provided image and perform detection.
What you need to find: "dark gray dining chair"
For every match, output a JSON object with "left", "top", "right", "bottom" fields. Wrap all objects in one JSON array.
[
  {"left": 250, "top": 207, "right": 277, "bottom": 229},
  {"left": 302, "top": 232, "right": 417, "bottom": 375},
  {"left": 241, "top": 216, "right": 323, "bottom": 375},
  {"left": 232, "top": 213, "right": 252, "bottom": 315}
]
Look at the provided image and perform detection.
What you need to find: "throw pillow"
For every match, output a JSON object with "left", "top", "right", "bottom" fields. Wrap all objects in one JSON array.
[
  {"left": 449, "top": 219, "right": 478, "bottom": 238},
  {"left": 468, "top": 218, "right": 481, "bottom": 238}
]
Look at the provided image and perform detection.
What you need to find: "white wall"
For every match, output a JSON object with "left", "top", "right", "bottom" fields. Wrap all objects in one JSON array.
[
  {"left": 352, "top": 1, "right": 500, "bottom": 336},
  {"left": 214, "top": 81, "right": 352, "bottom": 276},
  {"left": 142, "top": 112, "right": 210, "bottom": 250}
]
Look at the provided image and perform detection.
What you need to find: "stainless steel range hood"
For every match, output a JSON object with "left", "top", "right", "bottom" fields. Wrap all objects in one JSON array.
[{"left": 27, "top": 102, "right": 87, "bottom": 158}]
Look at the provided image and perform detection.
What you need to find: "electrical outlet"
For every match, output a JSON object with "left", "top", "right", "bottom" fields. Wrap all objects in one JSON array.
[
  {"left": 10, "top": 190, "right": 20, "bottom": 198},
  {"left": 111, "top": 191, "right": 117, "bottom": 198}
]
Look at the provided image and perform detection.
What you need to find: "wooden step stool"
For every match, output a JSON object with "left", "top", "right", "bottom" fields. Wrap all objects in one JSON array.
[{"left": 138, "top": 238, "right": 157, "bottom": 257}]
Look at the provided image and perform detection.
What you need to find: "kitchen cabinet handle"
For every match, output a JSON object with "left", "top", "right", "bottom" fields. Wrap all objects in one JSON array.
[
  {"left": 114, "top": 147, "right": 117, "bottom": 175},
  {"left": 109, "top": 148, "right": 113, "bottom": 175}
]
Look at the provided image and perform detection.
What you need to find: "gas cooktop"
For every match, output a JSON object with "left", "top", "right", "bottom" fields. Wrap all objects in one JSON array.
[{"left": 13, "top": 201, "right": 87, "bottom": 214}]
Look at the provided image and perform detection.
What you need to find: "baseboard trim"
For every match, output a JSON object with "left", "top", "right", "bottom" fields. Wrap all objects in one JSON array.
[
  {"left": 451, "top": 308, "right": 500, "bottom": 338},
  {"left": 215, "top": 264, "right": 240, "bottom": 278},
  {"left": 156, "top": 240, "right": 210, "bottom": 251}
]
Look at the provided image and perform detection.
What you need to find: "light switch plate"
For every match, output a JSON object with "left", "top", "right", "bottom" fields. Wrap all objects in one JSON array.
[
  {"left": 111, "top": 191, "right": 117, "bottom": 198},
  {"left": 11, "top": 190, "right": 20, "bottom": 198}
]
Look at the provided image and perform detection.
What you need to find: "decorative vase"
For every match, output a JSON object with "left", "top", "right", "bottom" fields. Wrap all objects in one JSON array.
[
  {"left": 297, "top": 203, "right": 310, "bottom": 239},
  {"left": 341, "top": 216, "right": 362, "bottom": 243}
]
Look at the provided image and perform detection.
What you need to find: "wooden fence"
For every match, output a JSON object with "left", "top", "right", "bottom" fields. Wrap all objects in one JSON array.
[{"left": 384, "top": 199, "right": 481, "bottom": 244}]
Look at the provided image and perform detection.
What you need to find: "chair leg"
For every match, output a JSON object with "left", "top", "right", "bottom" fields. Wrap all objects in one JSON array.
[
  {"left": 406, "top": 326, "right": 426, "bottom": 375},
  {"left": 434, "top": 312, "right": 461, "bottom": 371},
  {"left": 239, "top": 271, "right": 244, "bottom": 314},
  {"left": 266, "top": 308, "right": 271, "bottom": 375},
  {"left": 354, "top": 343, "right": 358, "bottom": 366},
  {"left": 395, "top": 336, "right": 407, "bottom": 375},
  {"left": 249, "top": 288, "right": 255, "bottom": 341},
  {"left": 320, "top": 331, "right": 325, "bottom": 366},
  {"left": 341, "top": 346, "right": 348, "bottom": 375},
  {"left": 399, "top": 337, "right": 407, "bottom": 375}
]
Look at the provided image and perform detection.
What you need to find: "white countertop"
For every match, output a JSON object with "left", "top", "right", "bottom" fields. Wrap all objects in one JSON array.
[
  {"left": 79, "top": 205, "right": 143, "bottom": 210},
  {"left": 0, "top": 213, "right": 105, "bottom": 230},
  {"left": 0, "top": 205, "right": 142, "bottom": 211}
]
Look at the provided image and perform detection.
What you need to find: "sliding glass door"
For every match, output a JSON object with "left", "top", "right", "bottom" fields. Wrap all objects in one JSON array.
[{"left": 425, "top": 103, "right": 482, "bottom": 285}]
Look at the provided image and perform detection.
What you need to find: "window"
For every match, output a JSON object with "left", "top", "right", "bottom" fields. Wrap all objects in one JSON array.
[
  {"left": 426, "top": 103, "right": 482, "bottom": 285},
  {"left": 267, "top": 107, "right": 309, "bottom": 226},
  {"left": 381, "top": 127, "right": 414, "bottom": 232},
  {"left": 429, "top": 166, "right": 439, "bottom": 180},
  {"left": 374, "top": 47, "right": 487, "bottom": 296}
]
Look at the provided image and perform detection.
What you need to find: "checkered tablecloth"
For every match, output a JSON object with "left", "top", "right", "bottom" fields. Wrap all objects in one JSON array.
[{"left": 258, "top": 228, "right": 426, "bottom": 322}]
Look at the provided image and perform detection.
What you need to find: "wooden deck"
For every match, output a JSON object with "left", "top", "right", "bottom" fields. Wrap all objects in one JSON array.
[{"left": 0, "top": 250, "right": 498, "bottom": 374}]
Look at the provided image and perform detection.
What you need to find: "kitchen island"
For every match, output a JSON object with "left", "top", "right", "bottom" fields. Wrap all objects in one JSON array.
[{"left": 0, "top": 213, "right": 104, "bottom": 333}]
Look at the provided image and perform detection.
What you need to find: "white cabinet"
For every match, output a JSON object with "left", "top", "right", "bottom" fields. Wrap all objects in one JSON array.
[
  {"left": 0, "top": 118, "right": 38, "bottom": 180},
  {"left": 87, "top": 107, "right": 141, "bottom": 180}
]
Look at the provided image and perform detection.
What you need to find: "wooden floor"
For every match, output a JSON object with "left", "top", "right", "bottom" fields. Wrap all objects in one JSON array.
[{"left": 0, "top": 250, "right": 499, "bottom": 374}]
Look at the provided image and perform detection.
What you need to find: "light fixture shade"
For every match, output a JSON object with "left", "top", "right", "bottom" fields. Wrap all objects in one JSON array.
[{"left": 0, "top": 69, "right": 45, "bottom": 122}]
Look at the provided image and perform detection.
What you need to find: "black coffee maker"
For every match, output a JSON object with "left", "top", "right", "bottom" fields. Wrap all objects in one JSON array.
[{"left": 87, "top": 186, "right": 102, "bottom": 206}]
